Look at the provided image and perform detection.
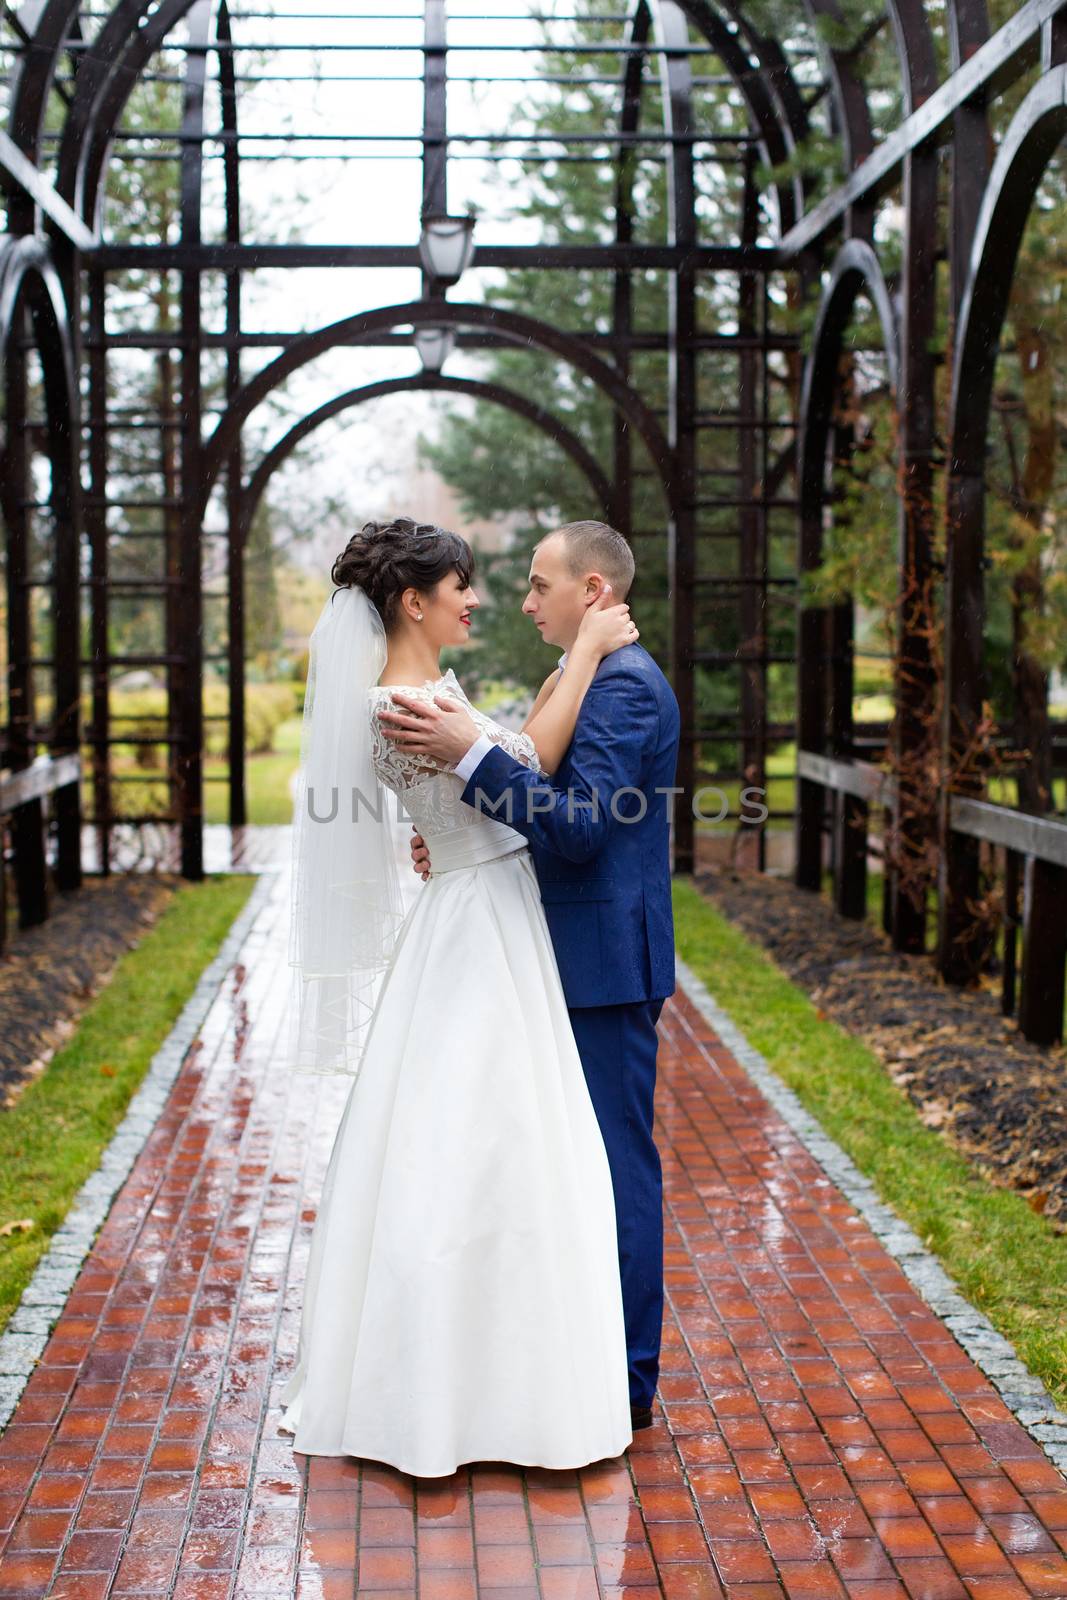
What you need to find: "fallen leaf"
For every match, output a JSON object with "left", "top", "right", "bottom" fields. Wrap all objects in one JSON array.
[{"left": 0, "top": 1218, "right": 34, "bottom": 1237}]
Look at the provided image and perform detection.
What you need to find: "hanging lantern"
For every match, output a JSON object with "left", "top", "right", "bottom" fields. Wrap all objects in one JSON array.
[
  {"left": 414, "top": 326, "right": 456, "bottom": 373},
  {"left": 418, "top": 213, "right": 476, "bottom": 286}
]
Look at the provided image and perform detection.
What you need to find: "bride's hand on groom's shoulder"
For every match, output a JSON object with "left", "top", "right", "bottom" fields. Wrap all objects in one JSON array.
[{"left": 573, "top": 587, "right": 640, "bottom": 662}]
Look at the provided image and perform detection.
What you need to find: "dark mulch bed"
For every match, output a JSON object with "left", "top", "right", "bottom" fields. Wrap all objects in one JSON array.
[
  {"left": 0, "top": 875, "right": 178, "bottom": 1107},
  {"left": 694, "top": 866, "right": 1067, "bottom": 1230}
]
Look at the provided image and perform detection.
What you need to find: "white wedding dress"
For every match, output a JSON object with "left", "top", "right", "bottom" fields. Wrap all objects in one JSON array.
[{"left": 277, "top": 668, "right": 632, "bottom": 1477}]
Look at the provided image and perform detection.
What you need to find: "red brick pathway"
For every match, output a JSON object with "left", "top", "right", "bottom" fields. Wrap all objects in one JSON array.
[{"left": 0, "top": 869, "right": 1065, "bottom": 1599}]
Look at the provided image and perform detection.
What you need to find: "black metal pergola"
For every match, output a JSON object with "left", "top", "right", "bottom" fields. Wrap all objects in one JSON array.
[{"left": 2, "top": 1, "right": 1066, "bottom": 1037}]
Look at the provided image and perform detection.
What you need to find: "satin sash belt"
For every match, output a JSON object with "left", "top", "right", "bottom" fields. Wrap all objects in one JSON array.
[{"left": 424, "top": 817, "right": 529, "bottom": 875}]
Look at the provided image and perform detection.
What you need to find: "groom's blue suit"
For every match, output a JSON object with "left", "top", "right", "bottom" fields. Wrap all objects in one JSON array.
[{"left": 457, "top": 642, "right": 681, "bottom": 1410}]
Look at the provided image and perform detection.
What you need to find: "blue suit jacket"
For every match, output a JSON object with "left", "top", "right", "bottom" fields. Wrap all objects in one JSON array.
[{"left": 460, "top": 643, "right": 681, "bottom": 1009}]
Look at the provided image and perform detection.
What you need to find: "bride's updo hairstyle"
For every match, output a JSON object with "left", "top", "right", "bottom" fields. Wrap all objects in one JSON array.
[{"left": 331, "top": 516, "right": 475, "bottom": 628}]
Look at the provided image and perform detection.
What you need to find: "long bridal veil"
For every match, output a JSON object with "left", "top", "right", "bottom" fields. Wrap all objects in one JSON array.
[{"left": 287, "top": 583, "right": 407, "bottom": 1078}]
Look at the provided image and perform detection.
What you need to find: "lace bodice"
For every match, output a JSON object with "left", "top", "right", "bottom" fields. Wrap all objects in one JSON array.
[{"left": 368, "top": 668, "right": 542, "bottom": 838}]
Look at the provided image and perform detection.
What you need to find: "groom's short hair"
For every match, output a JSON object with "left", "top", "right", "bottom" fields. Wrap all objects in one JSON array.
[{"left": 544, "top": 520, "right": 636, "bottom": 600}]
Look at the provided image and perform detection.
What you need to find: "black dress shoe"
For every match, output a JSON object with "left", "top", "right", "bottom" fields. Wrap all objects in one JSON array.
[{"left": 630, "top": 1402, "right": 653, "bottom": 1430}]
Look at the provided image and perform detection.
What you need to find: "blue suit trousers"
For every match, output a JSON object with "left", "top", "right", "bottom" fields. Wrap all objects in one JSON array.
[{"left": 568, "top": 998, "right": 665, "bottom": 1411}]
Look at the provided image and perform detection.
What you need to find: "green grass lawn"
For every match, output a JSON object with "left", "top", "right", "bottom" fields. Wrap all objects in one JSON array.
[
  {"left": 0, "top": 874, "right": 256, "bottom": 1334},
  {"left": 672, "top": 876, "right": 1067, "bottom": 1410},
  {"left": 203, "top": 716, "right": 303, "bottom": 825}
]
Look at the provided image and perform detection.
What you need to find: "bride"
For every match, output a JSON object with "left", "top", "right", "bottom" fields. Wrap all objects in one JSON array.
[{"left": 278, "top": 515, "right": 641, "bottom": 1478}]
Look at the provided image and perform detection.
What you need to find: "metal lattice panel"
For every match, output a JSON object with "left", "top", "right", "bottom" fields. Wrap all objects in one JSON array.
[{"left": 0, "top": 0, "right": 1064, "bottom": 1025}]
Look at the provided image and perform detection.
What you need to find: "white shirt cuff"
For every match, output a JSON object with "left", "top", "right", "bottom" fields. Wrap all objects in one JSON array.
[{"left": 454, "top": 732, "right": 495, "bottom": 782}]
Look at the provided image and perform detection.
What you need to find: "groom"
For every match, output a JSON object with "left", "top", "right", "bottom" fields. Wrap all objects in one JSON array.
[{"left": 381, "top": 520, "right": 681, "bottom": 1431}]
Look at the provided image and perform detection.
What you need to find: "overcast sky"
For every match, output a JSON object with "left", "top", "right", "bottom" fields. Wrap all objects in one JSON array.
[
  {"left": 188, "top": 1, "right": 565, "bottom": 544},
  {"left": 108, "top": 1, "right": 783, "bottom": 569}
]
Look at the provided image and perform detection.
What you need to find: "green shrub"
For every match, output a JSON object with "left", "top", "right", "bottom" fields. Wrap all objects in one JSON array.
[
  {"left": 101, "top": 688, "right": 169, "bottom": 770},
  {"left": 244, "top": 682, "right": 298, "bottom": 753},
  {"left": 85, "top": 681, "right": 299, "bottom": 764}
]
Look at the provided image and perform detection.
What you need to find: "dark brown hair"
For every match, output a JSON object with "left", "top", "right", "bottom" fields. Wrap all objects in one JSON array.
[{"left": 332, "top": 516, "right": 474, "bottom": 628}]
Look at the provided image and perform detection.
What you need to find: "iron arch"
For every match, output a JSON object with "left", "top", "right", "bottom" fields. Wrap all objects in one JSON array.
[
  {"left": 0, "top": 234, "right": 77, "bottom": 406},
  {"left": 57, "top": 0, "right": 208, "bottom": 224},
  {"left": 672, "top": 0, "right": 807, "bottom": 233},
  {"left": 240, "top": 374, "right": 615, "bottom": 542},
  {"left": 794, "top": 239, "right": 898, "bottom": 888},
  {"left": 0, "top": 234, "right": 82, "bottom": 889},
  {"left": 950, "top": 66, "right": 1067, "bottom": 478},
  {"left": 7, "top": 0, "right": 83, "bottom": 161},
  {"left": 798, "top": 237, "right": 899, "bottom": 520},
  {"left": 201, "top": 300, "right": 676, "bottom": 524},
  {"left": 938, "top": 65, "right": 1066, "bottom": 986}
]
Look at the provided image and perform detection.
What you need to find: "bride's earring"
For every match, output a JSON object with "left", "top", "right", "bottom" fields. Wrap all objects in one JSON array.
[{"left": 415, "top": 612, "right": 424, "bottom": 622}]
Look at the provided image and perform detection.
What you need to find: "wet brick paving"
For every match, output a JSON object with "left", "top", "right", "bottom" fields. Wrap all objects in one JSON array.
[{"left": 0, "top": 866, "right": 1065, "bottom": 1599}]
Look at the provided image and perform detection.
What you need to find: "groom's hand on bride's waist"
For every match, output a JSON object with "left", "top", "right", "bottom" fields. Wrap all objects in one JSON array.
[{"left": 378, "top": 692, "right": 482, "bottom": 768}]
